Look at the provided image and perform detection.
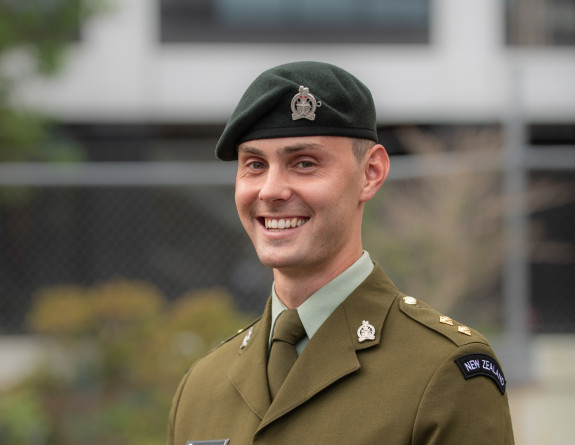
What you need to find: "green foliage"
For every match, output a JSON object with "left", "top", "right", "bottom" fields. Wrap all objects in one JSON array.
[
  {"left": 1, "top": 1, "right": 83, "bottom": 75},
  {"left": 0, "top": 0, "right": 110, "bottom": 206},
  {"left": 0, "top": 0, "right": 111, "bottom": 208},
  {"left": 0, "top": 0, "right": 106, "bottom": 159},
  {"left": 0, "top": 388, "right": 52, "bottom": 444},
  {"left": 0, "top": 107, "right": 86, "bottom": 163},
  {"left": 0, "top": 280, "right": 254, "bottom": 445}
]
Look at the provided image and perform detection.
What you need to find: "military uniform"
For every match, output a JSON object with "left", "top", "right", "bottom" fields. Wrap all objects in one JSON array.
[
  {"left": 167, "top": 263, "right": 514, "bottom": 444},
  {"left": 167, "top": 61, "right": 515, "bottom": 444}
]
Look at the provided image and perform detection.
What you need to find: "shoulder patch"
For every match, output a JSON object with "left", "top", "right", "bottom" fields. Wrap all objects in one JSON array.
[
  {"left": 398, "top": 295, "right": 488, "bottom": 347},
  {"left": 454, "top": 353, "right": 506, "bottom": 395}
]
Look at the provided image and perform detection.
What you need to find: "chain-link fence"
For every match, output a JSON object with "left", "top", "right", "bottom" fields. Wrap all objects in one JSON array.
[
  {"left": 0, "top": 183, "right": 272, "bottom": 334},
  {"left": 1, "top": 125, "right": 574, "bottom": 340}
]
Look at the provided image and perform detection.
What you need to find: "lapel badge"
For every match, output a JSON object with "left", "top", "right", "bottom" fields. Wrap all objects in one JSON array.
[
  {"left": 240, "top": 326, "right": 254, "bottom": 349},
  {"left": 458, "top": 325, "right": 472, "bottom": 336},
  {"left": 439, "top": 315, "right": 454, "bottom": 326},
  {"left": 291, "top": 85, "right": 321, "bottom": 121},
  {"left": 357, "top": 320, "right": 376, "bottom": 343}
]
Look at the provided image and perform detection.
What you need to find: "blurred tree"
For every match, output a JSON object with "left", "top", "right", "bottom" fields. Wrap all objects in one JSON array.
[
  {"left": 364, "top": 128, "right": 573, "bottom": 333},
  {"left": 0, "top": 1, "right": 112, "bottom": 338},
  {"left": 365, "top": 129, "right": 505, "bottom": 326},
  {"left": 0, "top": 280, "right": 254, "bottom": 444},
  {"left": 0, "top": 0, "right": 109, "bottom": 163},
  {"left": 0, "top": 0, "right": 110, "bottom": 210},
  {"left": 0, "top": 387, "right": 51, "bottom": 444}
]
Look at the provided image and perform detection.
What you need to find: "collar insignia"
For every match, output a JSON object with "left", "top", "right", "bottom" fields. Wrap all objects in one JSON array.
[
  {"left": 357, "top": 320, "right": 376, "bottom": 343},
  {"left": 240, "top": 326, "right": 254, "bottom": 349},
  {"left": 291, "top": 85, "right": 321, "bottom": 121}
]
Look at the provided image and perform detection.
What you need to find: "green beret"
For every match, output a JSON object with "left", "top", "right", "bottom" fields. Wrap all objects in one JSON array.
[{"left": 215, "top": 61, "right": 378, "bottom": 161}]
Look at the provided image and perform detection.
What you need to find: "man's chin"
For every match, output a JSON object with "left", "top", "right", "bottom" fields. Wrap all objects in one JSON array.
[
  {"left": 256, "top": 251, "right": 301, "bottom": 271},
  {"left": 258, "top": 258, "right": 292, "bottom": 270}
]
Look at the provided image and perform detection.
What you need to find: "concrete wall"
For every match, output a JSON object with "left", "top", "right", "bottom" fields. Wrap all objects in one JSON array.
[{"left": 9, "top": 0, "right": 575, "bottom": 124}]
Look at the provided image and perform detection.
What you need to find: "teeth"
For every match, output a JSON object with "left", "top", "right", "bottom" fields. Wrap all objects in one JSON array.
[{"left": 265, "top": 218, "right": 308, "bottom": 230}]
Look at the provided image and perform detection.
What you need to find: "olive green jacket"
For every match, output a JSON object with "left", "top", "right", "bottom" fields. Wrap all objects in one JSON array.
[{"left": 167, "top": 264, "right": 514, "bottom": 444}]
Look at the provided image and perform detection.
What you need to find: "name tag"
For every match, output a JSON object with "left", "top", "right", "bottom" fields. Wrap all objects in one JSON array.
[{"left": 187, "top": 441, "right": 230, "bottom": 445}]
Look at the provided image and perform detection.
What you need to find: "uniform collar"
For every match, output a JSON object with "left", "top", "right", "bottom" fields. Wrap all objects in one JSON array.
[
  {"left": 228, "top": 262, "right": 398, "bottom": 431},
  {"left": 270, "top": 251, "right": 374, "bottom": 348}
]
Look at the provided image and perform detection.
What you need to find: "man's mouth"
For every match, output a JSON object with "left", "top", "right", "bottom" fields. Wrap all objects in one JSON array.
[{"left": 263, "top": 217, "right": 309, "bottom": 231}]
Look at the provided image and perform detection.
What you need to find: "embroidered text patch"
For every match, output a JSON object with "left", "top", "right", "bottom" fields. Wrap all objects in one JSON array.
[{"left": 454, "top": 353, "right": 506, "bottom": 395}]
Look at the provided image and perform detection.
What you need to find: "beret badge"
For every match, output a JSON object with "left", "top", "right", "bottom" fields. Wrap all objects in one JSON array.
[{"left": 291, "top": 85, "right": 321, "bottom": 121}]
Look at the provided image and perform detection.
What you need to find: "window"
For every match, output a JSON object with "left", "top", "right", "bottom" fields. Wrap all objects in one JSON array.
[
  {"left": 506, "top": 0, "right": 575, "bottom": 46},
  {"left": 160, "top": 0, "right": 430, "bottom": 44}
]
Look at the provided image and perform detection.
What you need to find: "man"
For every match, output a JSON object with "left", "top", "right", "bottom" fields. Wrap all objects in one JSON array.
[{"left": 167, "top": 61, "right": 514, "bottom": 444}]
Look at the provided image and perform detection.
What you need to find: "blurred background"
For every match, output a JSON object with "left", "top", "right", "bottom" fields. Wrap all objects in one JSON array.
[{"left": 0, "top": 0, "right": 573, "bottom": 443}]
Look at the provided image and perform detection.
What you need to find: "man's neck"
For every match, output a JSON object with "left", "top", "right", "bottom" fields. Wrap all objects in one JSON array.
[{"left": 272, "top": 251, "right": 364, "bottom": 309}]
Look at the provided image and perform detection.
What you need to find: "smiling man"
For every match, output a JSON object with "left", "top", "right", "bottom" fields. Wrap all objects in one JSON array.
[{"left": 167, "top": 62, "right": 515, "bottom": 445}]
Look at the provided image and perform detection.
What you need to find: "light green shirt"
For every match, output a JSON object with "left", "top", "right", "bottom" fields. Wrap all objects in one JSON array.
[{"left": 270, "top": 251, "right": 374, "bottom": 355}]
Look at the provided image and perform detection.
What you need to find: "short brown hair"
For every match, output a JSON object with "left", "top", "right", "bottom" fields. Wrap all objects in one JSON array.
[{"left": 351, "top": 138, "right": 375, "bottom": 163}]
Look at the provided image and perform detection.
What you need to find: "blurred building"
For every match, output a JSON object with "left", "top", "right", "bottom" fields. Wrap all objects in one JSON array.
[
  {"left": 1, "top": 0, "right": 575, "bottom": 366},
  {"left": 0, "top": 0, "right": 574, "bottom": 442}
]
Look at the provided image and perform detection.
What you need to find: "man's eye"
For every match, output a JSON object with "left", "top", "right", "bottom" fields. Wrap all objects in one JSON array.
[
  {"left": 296, "top": 160, "right": 315, "bottom": 168},
  {"left": 249, "top": 161, "right": 265, "bottom": 170}
]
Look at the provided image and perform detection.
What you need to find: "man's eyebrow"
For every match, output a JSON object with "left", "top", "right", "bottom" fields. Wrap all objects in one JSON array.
[
  {"left": 279, "top": 143, "right": 322, "bottom": 155},
  {"left": 237, "top": 146, "right": 265, "bottom": 156},
  {"left": 238, "top": 143, "right": 323, "bottom": 157}
]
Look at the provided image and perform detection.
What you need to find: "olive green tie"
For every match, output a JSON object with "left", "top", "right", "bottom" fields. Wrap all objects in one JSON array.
[{"left": 267, "top": 309, "right": 306, "bottom": 400}]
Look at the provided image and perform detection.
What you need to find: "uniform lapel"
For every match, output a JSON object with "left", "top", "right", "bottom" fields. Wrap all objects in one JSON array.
[
  {"left": 228, "top": 299, "right": 273, "bottom": 420},
  {"left": 258, "top": 263, "right": 397, "bottom": 432}
]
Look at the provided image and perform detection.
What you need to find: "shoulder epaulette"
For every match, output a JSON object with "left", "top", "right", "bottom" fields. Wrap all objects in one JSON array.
[
  {"left": 398, "top": 295, "right": 488, "bottom": 347},
  {"left": 216, "top": 316, "right": 262, "bottom": 349}
]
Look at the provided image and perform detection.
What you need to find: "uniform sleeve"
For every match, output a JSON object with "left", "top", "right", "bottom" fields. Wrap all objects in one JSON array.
[
  {"left": 412, "top": 342, "right": 515, "bottom": 445},
  {"left": 166, "top": 367, "right": 193, "bottom": 445}
]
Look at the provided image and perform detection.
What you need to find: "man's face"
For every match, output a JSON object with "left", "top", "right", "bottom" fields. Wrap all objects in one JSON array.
[{"left": 235, "top": 136, "right": 368, "bottom": 278}]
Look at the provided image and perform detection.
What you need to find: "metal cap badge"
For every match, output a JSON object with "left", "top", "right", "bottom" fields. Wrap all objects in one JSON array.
[{"left": 291, "top": 85, "right": 321, "bottom": 121}]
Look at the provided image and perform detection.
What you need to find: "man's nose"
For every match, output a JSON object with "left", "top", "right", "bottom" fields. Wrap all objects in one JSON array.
[{"left": 258, "top": 168, "right": 292, "bottom": 202}]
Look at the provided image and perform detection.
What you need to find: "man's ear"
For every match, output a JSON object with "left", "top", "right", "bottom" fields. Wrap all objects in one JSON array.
[{"left": 360, "top": 144, "right": 390, "bottom": 203}]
